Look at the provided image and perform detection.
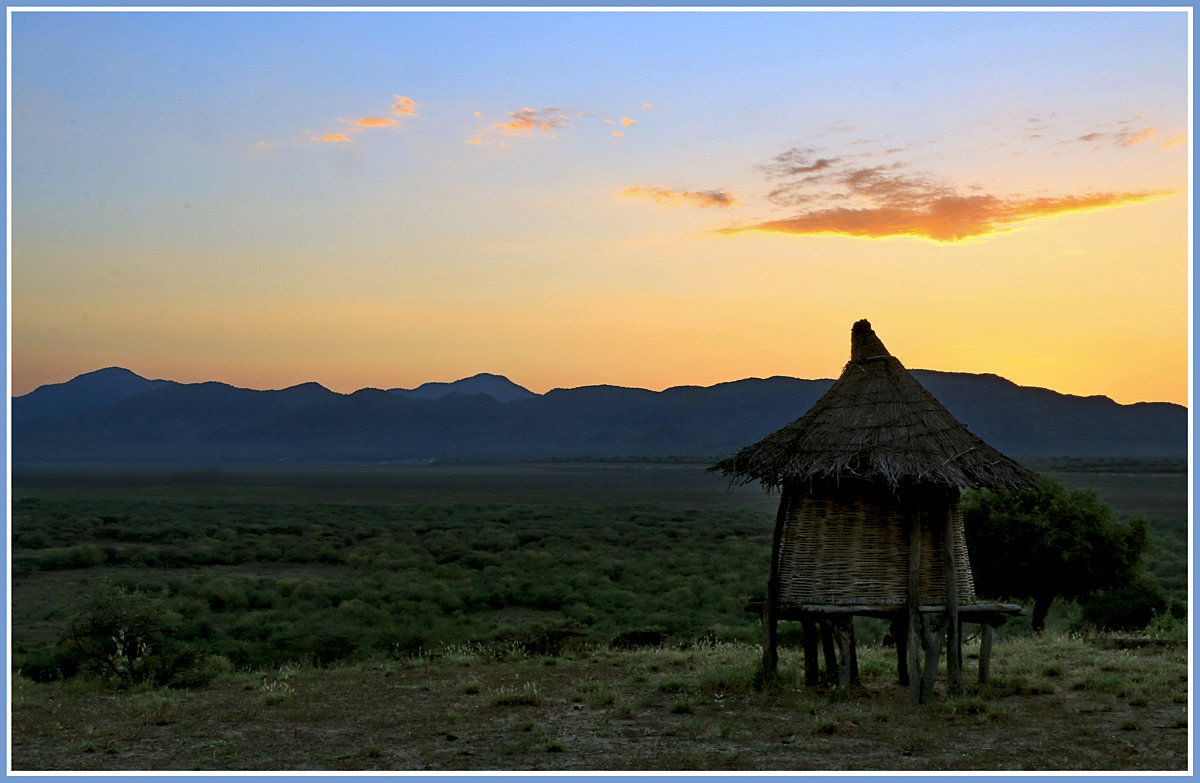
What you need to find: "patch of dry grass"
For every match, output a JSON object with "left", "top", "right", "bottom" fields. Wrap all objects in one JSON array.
[{"left": 10, "top": 632, "right": 1189, "bottom": 772}]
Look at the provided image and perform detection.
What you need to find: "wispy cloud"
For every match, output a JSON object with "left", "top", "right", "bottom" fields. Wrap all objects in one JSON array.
[
  {"left": 1054, "top": 116, "right": 1188, "bottom": 150},
  {"left": 348, "top": 117, "right": 400, "bottom": 128},
  {"left": 1070, "top": 125, "right": 1158, "bottom": 147},
  {"left": 391, "top": 95, "right": 417, "bottom": 117},
  {"left": 292, "top": 95, "right": 420, "bottom": 149},
  {"left": 335, "top": 96, "right": 418, "bottom": 135},
  {"left": 621, "top": 185, "right": 740, "bottom": 209},
  {"left": 493, "top": 107, "right": 571, "bottom": 136},
  {"left": 721, "top": 191, "right": 1168, "bottom": 242},
  {"left": 469, "top": 102, "right": 649, "bottom": 145},
  {"left": 724, "top": 144, "right": 1170, "bottom": 242}
]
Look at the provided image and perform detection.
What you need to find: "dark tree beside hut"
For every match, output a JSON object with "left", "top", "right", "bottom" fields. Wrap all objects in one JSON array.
[
  {"left": 713, "top": 319, "right": 1041, "bottom": 703},
  {"left": 962, "top": 476, "right": 1150, "bottom": 632}
]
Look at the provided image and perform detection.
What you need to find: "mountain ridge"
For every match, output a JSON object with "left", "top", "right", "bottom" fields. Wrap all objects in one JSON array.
[
  {"left": 11, "top": 367, "right": 1186, "bottom": 464},
  {"left": 15, "top": 367, "right": 1178, "bottom": 409},
  {"left": 388, "top": 372, "right": 537, "bottom": 403}
]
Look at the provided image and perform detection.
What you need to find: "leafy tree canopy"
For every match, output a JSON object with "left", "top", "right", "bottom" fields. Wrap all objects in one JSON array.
[{"left": 962, "top": 475, "right": 1148, "bottom": 632}]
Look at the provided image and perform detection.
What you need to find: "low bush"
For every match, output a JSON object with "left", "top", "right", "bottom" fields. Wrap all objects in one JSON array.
[
  {"left": 1076, "top": 581, "right": 1168, "bottom": 632},
  {"left": 611, "top": 629, "right": 668, "bottom": 650},
  {"left": 57, "top": 584, "right": 215, "bottom": 688}
]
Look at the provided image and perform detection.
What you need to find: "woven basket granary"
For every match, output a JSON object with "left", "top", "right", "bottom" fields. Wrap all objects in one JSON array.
[
  {"left": 713, "top": 319, "right": 1039, "bottom": 609},
  {"left": 774, "top": 479, "right": 975, "bottom": 607}
]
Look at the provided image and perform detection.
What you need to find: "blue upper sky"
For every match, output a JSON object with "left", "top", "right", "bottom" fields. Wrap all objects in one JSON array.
[{"left": 9, "top": 8, "right": 1190, "bottom": 405}]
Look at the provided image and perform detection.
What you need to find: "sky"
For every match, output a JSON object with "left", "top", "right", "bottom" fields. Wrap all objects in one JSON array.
[{"left": 8, "top": 8, "right": 1191, "bottom": 405}]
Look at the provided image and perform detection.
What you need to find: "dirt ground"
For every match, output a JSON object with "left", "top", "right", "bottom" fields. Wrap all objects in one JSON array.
[{"left": 10, "top": 643, "right": 1190, "bottom": 773}]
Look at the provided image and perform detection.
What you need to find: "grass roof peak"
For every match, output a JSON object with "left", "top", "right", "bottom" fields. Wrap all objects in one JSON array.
[{"left": 711, "top": 320, "right": 1040, "bottom": 493}]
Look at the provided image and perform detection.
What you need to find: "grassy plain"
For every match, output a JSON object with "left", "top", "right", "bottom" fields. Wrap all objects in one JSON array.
[
  {"left": 8, "top": 460, "right": 1191, "bottom": 772},
  {"left": 11, "top": 634, "right": 1189, "bottom": 771}
]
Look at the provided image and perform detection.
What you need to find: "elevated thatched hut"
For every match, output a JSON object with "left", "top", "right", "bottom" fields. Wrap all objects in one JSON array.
[{"left": 713, "top": 320, "right": 1039, "bottom": 701}]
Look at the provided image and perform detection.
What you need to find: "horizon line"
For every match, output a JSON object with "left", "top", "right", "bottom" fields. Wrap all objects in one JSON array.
[{"left": 13, "top": 364, "right": 1186, "bottom": 408}]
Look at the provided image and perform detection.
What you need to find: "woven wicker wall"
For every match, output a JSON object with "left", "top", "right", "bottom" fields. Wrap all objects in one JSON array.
[{"left": 774, "top": 484, "right": 976, "bottom": 607}]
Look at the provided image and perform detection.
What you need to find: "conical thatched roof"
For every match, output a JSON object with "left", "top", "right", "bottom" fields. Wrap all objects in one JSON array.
[{"left": 712, "top": 320, "right": 1040, "bottom": 493}]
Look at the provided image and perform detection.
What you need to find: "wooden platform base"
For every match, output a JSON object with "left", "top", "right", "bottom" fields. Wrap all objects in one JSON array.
[{"left": 749, "top": 599, "right": 1025, "bottom": 703}]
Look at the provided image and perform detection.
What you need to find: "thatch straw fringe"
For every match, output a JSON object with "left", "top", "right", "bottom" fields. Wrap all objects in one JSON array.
[{"left": 711, "top": 320, "right": 1040, "bottom": 493}]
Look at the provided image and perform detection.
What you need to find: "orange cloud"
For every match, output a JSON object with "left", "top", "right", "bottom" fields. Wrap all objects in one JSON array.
[
  {"left": 321, "top": 133, "right": 351, "bottom": 144},
  {"left": 622, "top": 185, "right": 740, "bottom": 209},
  {"left": 493, "top": 107, "right": 571, "bottom": 135},
  {"left": 620, "top": 117, "right": 637, "bottom": 127},
  {"left": 322, "top": 94, "right": 416, "bottom": 142},
  {"left": 392, "top": 95, "right": 417, "bottom": 116},
  {"left": 740, "top": 142, "right": 1173, "bottom": 242},
  {"left": 722, "top": 190, "right": 1169, "bottom": 242},
  {"left": 352, "top": 117, "right": 399, "bottom": 128}
]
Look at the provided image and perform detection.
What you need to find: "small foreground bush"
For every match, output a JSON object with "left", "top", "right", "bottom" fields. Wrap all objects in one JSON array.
[{"left": 57, "top": 584, "right": 215, "bottom": 688}]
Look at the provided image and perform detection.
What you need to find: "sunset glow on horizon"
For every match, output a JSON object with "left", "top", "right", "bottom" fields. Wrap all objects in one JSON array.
[{"left": 9, "top": 9, "right": 1191, "bottom": 406}]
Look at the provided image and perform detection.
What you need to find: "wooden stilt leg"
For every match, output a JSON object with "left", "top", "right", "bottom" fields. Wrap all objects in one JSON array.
[
  {"left": 821, "top": 622, "right": 837, "bottom": 684},
  {"left": 893, "top": 617, "right": 909, "bottom": 687},
  {"left": 848, "top": 619, "right": 859, "bottom": 686},
  {"left": 907, "top": 615, "right": 923, "bottom": 702},
  {"left": 944, "top": 502, "right": 963, "bottom": 696},
  {"left": 802, "top": 620, "right": 820, "bottom": 686},
  {"left": 978, "top": 622, "right": 996, "bottom": 686},
  {"left": 761, "top": 599, "right": 778, "bottom": 676},
  {"left": 762, "top": 492, "right": 788, "bottom": 680},
  {"left": 920, "top": 614, "right": 945, "bottom": 704},
  {"left": 907, "top": 511, "right": 924, "bottom": 704},
  {"left": 832, "top": 617, "right": 853, "bottom": 691}
]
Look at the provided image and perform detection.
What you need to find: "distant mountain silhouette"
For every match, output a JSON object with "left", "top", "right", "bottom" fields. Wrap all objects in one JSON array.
[
  {"left": 10, "top": 368, "right": 1186, "bottom": 464},
  {"left": 389, "top": 373, "right": 536, "bottom": 403},
  {"left": 12, "top": 367, "right": 176, "bottom": 425}
]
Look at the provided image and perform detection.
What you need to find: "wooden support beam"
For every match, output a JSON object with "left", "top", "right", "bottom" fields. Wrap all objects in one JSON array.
[
  {"left": 848, "top": 619, "right": 859, "bottom": 686},
  {"left": 907, "top": 511, "right": 923, "bottom": 704},
  {"left": 944, "top": 501, "right": 963, "bottom": 696},
  {"left": 978, "top": 622, "right": 996, "bottom": 686},
  {"left": 747, "top": 600, "right": 1026, "bottom": 617},
  {"left": 821, "top": 622, "right": 837, "bottom": 684},
  {"left": 760, "top": 491, "right": 790, "bottom": 677},
  {"left": 832, "top": 617, "right": 853, "bottom": 691},
  {"left": 760, "top": 598, "right": 778, "bottom": 675},
  {"left": 892, "top": 617, "right": 909, "bottom": 687},
  {"left": 802, "top": 620, "right": 820, "bottom": 686},
  {"left": 920, "top": 613, "right": 945, "bottom": 704}
]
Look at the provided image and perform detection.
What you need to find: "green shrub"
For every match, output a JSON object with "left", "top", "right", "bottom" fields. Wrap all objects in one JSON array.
[
  {"left": 58, "top": 584, "right": 209, "bottom": 688},
  {"left": 19, "top": 646, "right": 80, "bottom": 683},
  {"left": 1077, "top": 581, "right": 1167, "bottom": 632},
  {"left": 1142, "top": 607, "right": 1188, "bottom": 640}
]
